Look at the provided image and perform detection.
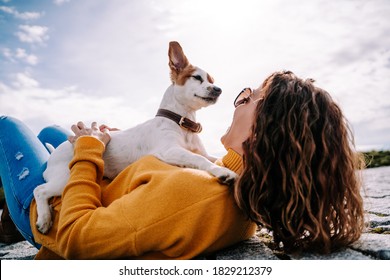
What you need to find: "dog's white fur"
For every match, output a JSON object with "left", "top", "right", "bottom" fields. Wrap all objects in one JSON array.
[{"left": 34, "top": 41, "right": 237, "bottom": 234}]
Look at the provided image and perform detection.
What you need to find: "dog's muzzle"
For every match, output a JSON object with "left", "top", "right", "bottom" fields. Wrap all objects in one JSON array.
[
  {"left": 199, "top": 86, "right": 221, "bottom": 103},
  {"left": 209, "top": 86, "right": 222, "bottom": 97}
]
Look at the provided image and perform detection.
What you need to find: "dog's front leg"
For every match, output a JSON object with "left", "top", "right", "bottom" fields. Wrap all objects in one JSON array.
[
  {"left": 191, "top": 148, "right": 217, "bottom": 163},
  {"left": 205, "top": 155, "right": 218, "bottom": 163},
  {"left": 156, "top": 147, "right": 237, "bottom": 185},
  {"left": 189, "top": 134, "right": 218, "bottom": 163}
]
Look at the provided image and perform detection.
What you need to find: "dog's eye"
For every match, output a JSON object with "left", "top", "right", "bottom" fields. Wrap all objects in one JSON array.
[{"left": 192, "top": 75, "right": 204, "bottom": 83}]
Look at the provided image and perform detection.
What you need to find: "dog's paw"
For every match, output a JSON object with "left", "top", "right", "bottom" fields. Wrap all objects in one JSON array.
[
  {"left": 36, "top": 208, "right": 53, "bottom": 234},
  {"left": 210, "top": 166, "right": 237, "bottom": 186}
]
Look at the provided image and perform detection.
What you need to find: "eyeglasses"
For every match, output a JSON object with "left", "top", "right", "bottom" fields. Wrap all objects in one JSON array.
[{"left": 234, "top": 87, "right": 264, "bottom": 108}]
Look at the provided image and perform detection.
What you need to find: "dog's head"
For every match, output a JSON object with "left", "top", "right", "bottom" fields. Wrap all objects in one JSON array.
[{"left": 168, "top": 41, "right": 221, "bottom": 111}]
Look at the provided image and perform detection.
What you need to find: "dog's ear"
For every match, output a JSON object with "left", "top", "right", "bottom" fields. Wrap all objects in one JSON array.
[{"left": 168, "top": 41, "right": 190, "bottom": 73}]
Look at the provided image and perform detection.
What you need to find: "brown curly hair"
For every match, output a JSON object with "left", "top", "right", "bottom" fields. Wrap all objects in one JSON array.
[{"left": 235, "top": 70, "right": 365, "bottom": 253}]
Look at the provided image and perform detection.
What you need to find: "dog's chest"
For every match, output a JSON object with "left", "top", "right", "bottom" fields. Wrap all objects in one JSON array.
[{"left": 178, "top": 130, "right": 202, "bottom": 153}]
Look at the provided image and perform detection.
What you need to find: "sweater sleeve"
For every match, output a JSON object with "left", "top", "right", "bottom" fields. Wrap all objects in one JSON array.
[
  {"left": 56, "top": 136, "right": 137, "bottom": 259},
  {"left": 217, "top": 148, "right": 243, "bottom": 175}
]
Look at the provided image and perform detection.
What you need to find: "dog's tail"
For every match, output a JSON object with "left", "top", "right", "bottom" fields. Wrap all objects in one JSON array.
[{"left": 45, "top": 143, "right": 55, "bottom": 154}]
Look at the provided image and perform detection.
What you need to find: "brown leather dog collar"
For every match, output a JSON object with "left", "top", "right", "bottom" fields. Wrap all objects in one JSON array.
[{"left": 156, "top": 109, "right": 202, "bottom": 133}]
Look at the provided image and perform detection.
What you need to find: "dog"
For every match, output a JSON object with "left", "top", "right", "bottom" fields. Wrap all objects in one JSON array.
[{"left": 34, "top": 41, "right": 237, "bottom": 234}]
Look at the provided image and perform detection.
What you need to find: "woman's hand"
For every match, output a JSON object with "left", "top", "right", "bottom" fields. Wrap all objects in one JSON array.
[
  {"left": 68, "top": 121, "right": 111, "bottom": 147},
  {"left": 99, "top": 124, "right": 120, "bottom": 132}
]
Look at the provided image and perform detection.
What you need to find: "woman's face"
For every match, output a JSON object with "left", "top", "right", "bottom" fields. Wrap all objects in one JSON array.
[{"left": 220, "top": 86, "right": 263, "bottom": 155}]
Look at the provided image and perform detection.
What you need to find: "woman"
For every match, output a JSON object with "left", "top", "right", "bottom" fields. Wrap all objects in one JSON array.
[
  {"left": 230, "top": 71, "right": 364, "bottom": 253},
  {"left": 0, "top": 70, "right": 364, "bottom": 259}
]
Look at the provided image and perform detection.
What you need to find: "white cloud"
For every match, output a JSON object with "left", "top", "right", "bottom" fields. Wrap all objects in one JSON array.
[
  {"left": 15, "top": 25, "right": 49, "bottom": 44},
  {"left": 0, "top": 6, "right": 43, "bottom": 20},
  {"left": 16, "top": 11, "right": 43, "bottom": 20},
  {"left": 1, "top": 47, "right": 13, "bottom": 60},
  {"left": 0, "top": 5, "right": 13, "bottom": 13},
  {"left": 1, "top": 47, "right": 38, "bottom": 65},
  {"left": 15, "top": 48, "right": 38, "bottom": 65},
  {"left": 0, "top": 73, "right": 152, "bottom": 136},
  {"left": 12, "top": 72, "right": 40, "bottom": 88},
  {"left": 53, "top": 0, "right": 70, "bottom": 6}
]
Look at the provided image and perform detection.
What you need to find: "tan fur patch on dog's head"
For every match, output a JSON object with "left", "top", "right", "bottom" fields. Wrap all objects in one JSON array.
[
  {"left": 171, "top": 64, "right": 196, "bottom": 86},
  {"left": 207, "top": 73, "right": 214, "bottom": 84}
]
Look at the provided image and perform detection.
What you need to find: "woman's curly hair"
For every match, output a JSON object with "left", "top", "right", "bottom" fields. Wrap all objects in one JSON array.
[{"left": 235, "top": 70, "right": 364, "bottom": 253}]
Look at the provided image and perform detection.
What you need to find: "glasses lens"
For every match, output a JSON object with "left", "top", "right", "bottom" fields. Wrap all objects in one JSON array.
[{"left": 234, "top": 88, "right": 252, "bottom": 107}]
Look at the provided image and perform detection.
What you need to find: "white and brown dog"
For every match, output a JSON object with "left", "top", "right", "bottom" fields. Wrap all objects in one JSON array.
[{"left": 34, "top": 41, "right": 237, "bottom": 234}]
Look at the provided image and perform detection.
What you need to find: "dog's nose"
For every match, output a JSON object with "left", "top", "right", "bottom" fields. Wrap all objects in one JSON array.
[{"left": 209, "top": 86, "right": 222, "bottom": 97}]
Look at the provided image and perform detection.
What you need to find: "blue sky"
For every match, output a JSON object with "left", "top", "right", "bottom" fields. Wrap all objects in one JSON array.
[{"left": 1, "top": 0, "right": 390, "bottom": 156}]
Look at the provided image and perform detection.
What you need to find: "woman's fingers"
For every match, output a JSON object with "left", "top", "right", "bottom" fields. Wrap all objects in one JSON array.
[
  {"left": 68, "top": 121, "right": 111, "bottom": 146},
  {"left": 77, "top": 121, "right": 86, "bottom": 129},
  {"left": 71, "top": 121, "right": 89, "bottom": 136},
  {"left": 91, "top": 122, "right": 97, "bottom": 129},
  {"left": 71, "top": 124, "right": 80, "bottom": 134}
]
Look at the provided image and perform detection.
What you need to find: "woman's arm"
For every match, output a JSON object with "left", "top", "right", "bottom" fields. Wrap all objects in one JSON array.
[
  {"left": 56, "top": 135, "right": 139, "bottom": 259},
  {"left": 56, "top": 122, "right": 137, "bottom": 259}
]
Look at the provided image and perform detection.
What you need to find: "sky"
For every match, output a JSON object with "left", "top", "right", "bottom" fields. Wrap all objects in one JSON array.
[{"left": 1, "top": 0, "right": 389, "bottom": 156}]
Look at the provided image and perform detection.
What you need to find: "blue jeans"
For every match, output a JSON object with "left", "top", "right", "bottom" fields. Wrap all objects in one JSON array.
[{"left": 0, "top": 116, "right": 70, "bottom": 248}]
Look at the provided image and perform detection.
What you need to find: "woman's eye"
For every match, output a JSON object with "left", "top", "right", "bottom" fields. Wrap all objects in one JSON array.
[
  {"left": 240, "top": 98, "right": 250, "bottom": 105},
  {"left": 192, "top": 75, "right": 203, "bottom": 83}
]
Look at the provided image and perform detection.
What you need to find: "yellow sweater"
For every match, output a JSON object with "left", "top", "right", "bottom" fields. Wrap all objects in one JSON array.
[{"left": 30, "top": 136, "right": 256, "bottom": 259}]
